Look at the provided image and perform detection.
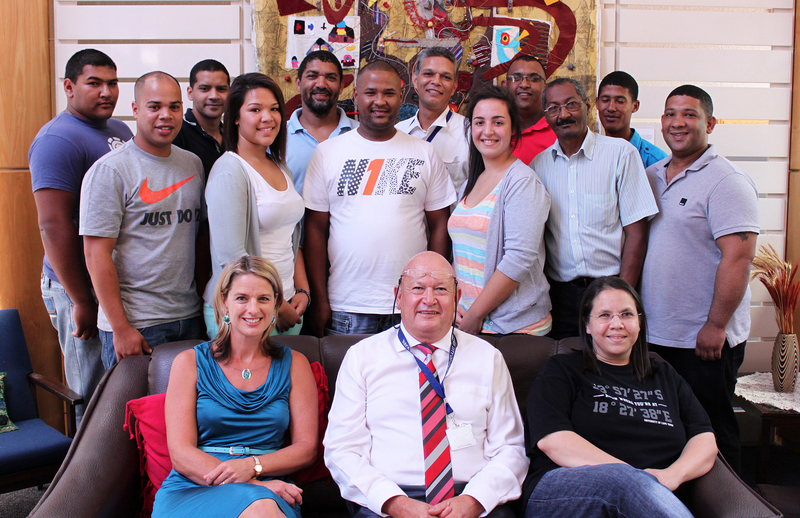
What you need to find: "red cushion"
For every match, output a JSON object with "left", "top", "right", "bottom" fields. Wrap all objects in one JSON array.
[
  {"left": 124, "top": 393, "right": 170, "bottom": 518},
  {"left": 291, "top": 361, "right": 332, "bottom": 484}
]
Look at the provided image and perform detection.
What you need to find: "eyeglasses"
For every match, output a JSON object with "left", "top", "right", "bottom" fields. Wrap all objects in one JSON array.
[
  {"left": 589, "top": 311, "right": 641, "bottom": 324},
  {"left": 402, "top": 269, "right": 455, "bottom": 281},
  {"left": 508, "top": 73, "right": 544, "bottom": 84},
  {"left": 544, "top": 100, "right": 583, "bottom": 117}
]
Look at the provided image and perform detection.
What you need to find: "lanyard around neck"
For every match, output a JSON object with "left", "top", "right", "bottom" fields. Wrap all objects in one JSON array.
[
  {"left": 425, "top": 110, "right": 453, "bottom": 143},
  {"left": 398, "top": 327, "right": 457, "bottom": 415}
]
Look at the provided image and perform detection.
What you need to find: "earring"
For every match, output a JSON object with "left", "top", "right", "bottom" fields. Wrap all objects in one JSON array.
[
  {"left": 271, "top": 316, "right": 276, "bottom": 325},
  {"left": 224, "top": 314, "right": 230, "bottom": 324}
]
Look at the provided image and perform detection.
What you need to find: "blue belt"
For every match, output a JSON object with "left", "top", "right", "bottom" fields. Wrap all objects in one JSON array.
[{"left": 200, "top": 446, "right": 277, "bottom": 456}]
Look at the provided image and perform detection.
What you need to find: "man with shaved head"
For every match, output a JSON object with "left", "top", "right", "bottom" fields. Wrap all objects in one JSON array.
[
  {"left": 80, "top": 71, "right": 207, "bottom": 369},
  {"left": 325, "top": 251, "right": 527, "bottom": 518},
  {"left": 303, "top": 61, "right": 456, "bottom": 336}
]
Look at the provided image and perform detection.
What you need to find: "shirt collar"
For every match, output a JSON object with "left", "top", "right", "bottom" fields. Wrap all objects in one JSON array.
[
  {"left": 396, "top": 322, "right": 454, "bottom": 353},
  {"left": 654, "top": 144, "right": 717, "bottom": 186},
  {"left": 287, "top": 107, "right": 354, "bottom": 135},
  {"left": 408, "top": 107, "right": 452, "bottom": 134},
  {"left": 551, "top": 128, "right": 595, "bottom": 160},
  {"left": 521, "top": 116, "right": 551, "bottom": 136},
  {"left": 183, "top": 108, "right": 198, "bottom": 127},
  {"left": 629, "top": 128, "right": 642, "bottom": 148}
]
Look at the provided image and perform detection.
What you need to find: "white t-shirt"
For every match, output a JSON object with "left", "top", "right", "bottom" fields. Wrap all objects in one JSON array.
[
  {"left": 303, "top": 130, "right": 456, "bottom": 313},
  {"left": 236, "top": 154, "right": 304, "bottom": 300}
]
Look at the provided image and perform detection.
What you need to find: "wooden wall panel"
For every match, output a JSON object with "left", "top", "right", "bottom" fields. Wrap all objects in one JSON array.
[
  {"left": 636, "top": 86, "right": 791, "bottom": 122},
  {"left": 0, "top": 0, "right": 63, "bottom": 431},
  {"left": 732, "top": 161, "right": 789, "bottom": 195},
  {"left": 55, "top": 44, "right": 242, "bottom": 80},
  {"left": 708, "top": 124, "right": 790, "bottom": 158},
  {"left": 605, "top": 0, "right": 792, "bottom": 6},
  {"left": 618, "top": 47, "right": 793, "bottom": 84},
  {"left": 55, "top": 5, "right": 241, "bottom": 41},
  {"left": 618, "top": 10, "right": 793, "bottom": 46}
]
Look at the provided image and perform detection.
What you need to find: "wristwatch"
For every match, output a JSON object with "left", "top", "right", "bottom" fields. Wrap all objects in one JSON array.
[{"left": 252, "top": 456, "right": 262, "bottom": 476}]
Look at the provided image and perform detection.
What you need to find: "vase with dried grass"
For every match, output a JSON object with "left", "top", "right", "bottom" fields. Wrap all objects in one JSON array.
[{"left": 751, "top": 244, "right": 800, "bottom": 392}]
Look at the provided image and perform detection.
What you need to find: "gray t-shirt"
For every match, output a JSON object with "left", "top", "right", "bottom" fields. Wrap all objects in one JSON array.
[
  {"left": 79, "top": 140, "right": 204, "bottom": 331},
  {"left": 641, "top": 145, "right": 759, "bottom": 349}
]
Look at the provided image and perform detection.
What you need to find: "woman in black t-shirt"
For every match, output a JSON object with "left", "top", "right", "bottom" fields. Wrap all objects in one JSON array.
[{"left": 523, "top": 276, "right": 717, "bottom": 518}]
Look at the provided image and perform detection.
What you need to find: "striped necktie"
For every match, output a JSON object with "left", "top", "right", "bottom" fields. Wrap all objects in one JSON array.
[{"left": 416, "top": 343, "right": 455, "bottom": 505}]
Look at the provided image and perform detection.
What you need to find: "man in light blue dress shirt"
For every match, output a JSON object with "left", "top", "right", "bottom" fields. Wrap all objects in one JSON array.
[
  {"left": 531, "top": 78, "right": 658, "bottom": 339},
  {"left": 286, "top": 51, "right": 358, "bottom": 195}
]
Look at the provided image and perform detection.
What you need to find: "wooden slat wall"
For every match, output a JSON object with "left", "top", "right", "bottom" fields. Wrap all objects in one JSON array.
[
  {"left": 53, "top": 0, "right": 256, "bottom": 122},
  {"left": 600, "top": 0, "right": 794, "bottom": 371}
]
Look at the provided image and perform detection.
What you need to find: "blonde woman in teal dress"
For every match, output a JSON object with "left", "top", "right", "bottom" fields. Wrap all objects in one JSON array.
[{"left": 153, "top": 256, "right": 317, "bottom": 518}]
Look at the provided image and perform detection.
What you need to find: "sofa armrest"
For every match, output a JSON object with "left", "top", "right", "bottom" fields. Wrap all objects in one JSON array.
[
  {"left": 31, "top": 355, "right": 151, "bottom": 518},
  {"left": 680, "top": 455, "right": 782, "bottom": 518},
  {"left": 29, "top": 373, "right": 84, "bottom": 437}
]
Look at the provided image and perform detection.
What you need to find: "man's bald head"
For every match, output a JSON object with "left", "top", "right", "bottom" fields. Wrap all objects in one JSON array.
[
  {"left": 134, "top": 71, "right": 181, "bottom": 103},
  {"left": 396, "top": 252, "right": 460, "bottom": 344}
]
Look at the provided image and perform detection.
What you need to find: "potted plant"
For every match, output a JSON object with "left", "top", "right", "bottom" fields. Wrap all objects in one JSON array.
[{"left": 751, "top": 243, "right": 800, "bottom": 392}]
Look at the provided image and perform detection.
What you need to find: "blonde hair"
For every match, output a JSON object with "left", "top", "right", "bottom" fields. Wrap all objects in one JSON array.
[{"left": 211, "top": 255, "right": 284, "bottom": 361}]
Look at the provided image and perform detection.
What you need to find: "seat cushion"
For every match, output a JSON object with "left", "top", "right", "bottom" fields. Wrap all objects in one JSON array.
[
  {"left": 125, "top": 393, "right": 170, "bottom": 518},
  {"left": 0, "top": 418, "right": 71, "bottom": 475}
]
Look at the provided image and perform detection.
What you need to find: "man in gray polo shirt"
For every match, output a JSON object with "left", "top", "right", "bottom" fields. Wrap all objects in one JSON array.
[{"left": 640, "top": 85, "right": 758, "bottom": 473}]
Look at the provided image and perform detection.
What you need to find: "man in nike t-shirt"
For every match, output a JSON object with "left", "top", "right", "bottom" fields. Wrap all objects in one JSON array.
[{"left": 80, "top": 71, "right": 206, "bottom": 369}]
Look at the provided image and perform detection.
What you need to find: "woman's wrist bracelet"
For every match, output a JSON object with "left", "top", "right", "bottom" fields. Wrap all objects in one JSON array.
[{"left": 296, "top": 288, "right": 311, "bottom": 307}]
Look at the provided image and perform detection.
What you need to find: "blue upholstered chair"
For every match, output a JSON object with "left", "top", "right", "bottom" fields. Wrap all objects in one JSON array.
[{"left": 0, "top": 308, "right": 81, "bottom": 494}]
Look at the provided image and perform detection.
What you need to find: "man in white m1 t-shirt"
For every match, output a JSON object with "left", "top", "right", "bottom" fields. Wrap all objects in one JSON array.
[{"left": 303, "top": 60, "right": 456, "bottom": 337}]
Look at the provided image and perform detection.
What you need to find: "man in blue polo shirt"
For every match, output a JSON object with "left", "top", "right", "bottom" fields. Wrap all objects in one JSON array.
[
  {"left": 597, "top": 71, "right": 667, "bottom": 168},
  {"left": 29, "top": 49, "right": 133, "bottom": 424},
  {"left": 287, "top": 51, "right": 358, "bottom": 194}
]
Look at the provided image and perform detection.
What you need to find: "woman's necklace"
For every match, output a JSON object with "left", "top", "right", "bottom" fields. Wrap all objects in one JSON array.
[{"left": 224, "top": 356, "right": 269, "bottom": 380}]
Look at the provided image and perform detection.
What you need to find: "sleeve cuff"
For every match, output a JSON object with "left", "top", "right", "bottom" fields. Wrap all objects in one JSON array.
[{"left": 367, "top": 480, "right": 406, "bottom": 517}]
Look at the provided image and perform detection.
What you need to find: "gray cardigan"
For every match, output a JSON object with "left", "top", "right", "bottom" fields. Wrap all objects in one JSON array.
[
  {"left": 456, "top": 159, "right": 552, "bottom": 333},
  {"left": 203, "top": 151, "right": 300, "bottom": 304}
]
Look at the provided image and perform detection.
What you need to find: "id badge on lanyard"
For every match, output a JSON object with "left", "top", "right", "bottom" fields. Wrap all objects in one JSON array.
[{"left": 397, "top": 327, "right": 476, "bottom": 450}]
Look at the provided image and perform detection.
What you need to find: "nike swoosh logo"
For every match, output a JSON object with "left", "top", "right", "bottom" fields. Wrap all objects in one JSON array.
[{"left": 140, "top": 175, "right": 196, "bottom": 204}]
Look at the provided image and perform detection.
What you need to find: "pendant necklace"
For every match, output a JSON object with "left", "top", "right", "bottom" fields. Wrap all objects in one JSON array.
[{"left": 225, "top": 357, "right": 269, "bottom": 380}]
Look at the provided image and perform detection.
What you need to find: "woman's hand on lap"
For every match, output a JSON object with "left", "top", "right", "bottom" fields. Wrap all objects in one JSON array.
[
  {"left": 203, "top": 457, "right": 256, "bottom": 486},
  {"left": 253, "top": 480, "right": 303, "bottom": 506}
]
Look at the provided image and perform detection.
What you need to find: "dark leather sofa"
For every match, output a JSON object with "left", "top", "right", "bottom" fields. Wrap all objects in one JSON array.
[{"left": 30, "top": 334, "right": 781, "bottom": 518}]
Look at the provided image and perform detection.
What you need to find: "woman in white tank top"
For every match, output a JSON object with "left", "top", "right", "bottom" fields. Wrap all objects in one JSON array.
[{"left": 204, "top": 73, "right": 309, "bottom": 337}]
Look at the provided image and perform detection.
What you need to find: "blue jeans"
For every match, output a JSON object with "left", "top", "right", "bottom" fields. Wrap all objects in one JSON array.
[
  {"left": 203, "top": 302, "right": 303, "bottom": 339},
  {"left": 100, "top": 315, "right": 206, "bottom": 369},
  {"left": 327, "top": 311, "right": 396, "bottom": 335},
  {"left": 525, "top": 464, "right": 693, "bottom": 518},
  {"left": 41, "top": 273, "right": 105, "bottom": 425}
]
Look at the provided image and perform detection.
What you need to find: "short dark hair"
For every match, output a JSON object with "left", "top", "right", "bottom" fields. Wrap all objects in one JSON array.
[
  {"left": 223, "top": 73, "right": 287, "bottom": 163},
  {"left": 507, "top": 54, "right": 545, "bottom": 75},
  {"left": 359, "top": 59, "right": 401, "bottom": 80},
  {"left": 298, "top": 51, "right": 343, "bottom": 81},
  {"left": 667, "top": 84, "right": 714, "bottom": 118},
  {"left": 579, "top": 276, "right": 654, "bottom": 382},
  {"left": 133, "top": 71, "right": 181, "bottom": 103},
  {"left": 541, "top": 77, "right": 588, "bottom": 109},
  {"left": 462, "top": 86, "right": 521, "bottom": 198},
  {"left": 412, "top": 48, "right": 456, "bottom": 76},
  {"left": 65, "top": 49, "right": 117, "bottom": 82},
  {"left": 189, "top": 59, "right": 230, "bottom": 87},
  {"left": 598, "top": 71, "right": 638, "bottom": 101}
]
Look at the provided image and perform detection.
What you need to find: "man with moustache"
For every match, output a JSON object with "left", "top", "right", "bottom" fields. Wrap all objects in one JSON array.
[
  {"left": 81, "top": 71, "right": 206, "bottom": 369},
  {"left": 287, "top": 51, "right": 358, "bottom": 194},
  {"left": 532, "top": 78, "right": 657, "bottom": 339},
  {"left": 596, "top": 71, "right": 667, "bottom": 168},
  {"left": 641, "top": 85, "right": 758, "bottom": 472},
  {"left": 502, "top": 55, "right": 555, "bottom": 164},
  {"left": 30, "top": 49, "right": 132, "bottom": 422},
  {"left": 303, "top": 61, "right": 456, "bottom": 336},
  {"left": 173, "top": 59, "right": 230, "bottom": 178},
  {"left": 324, "top": 251, "right": 528, "bottom": 518},
  {"left": 396, "top": 48, "right": 469, "bottom": 191}
]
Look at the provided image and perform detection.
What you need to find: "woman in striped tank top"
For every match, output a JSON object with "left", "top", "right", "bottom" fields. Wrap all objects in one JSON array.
[{"left": 447, "top": 86, "right": 552, "bottom": 336}]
